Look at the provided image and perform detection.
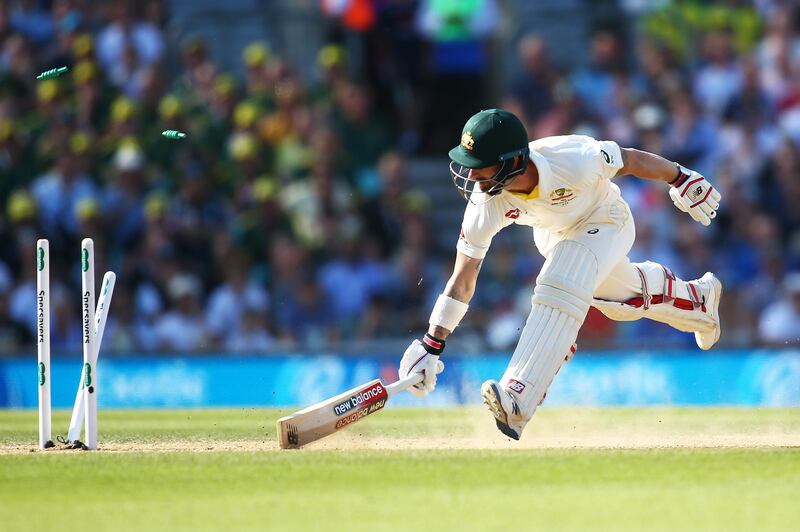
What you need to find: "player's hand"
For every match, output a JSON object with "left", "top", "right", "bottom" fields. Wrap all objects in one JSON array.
[
  {"left": 398, "top": 335, "right": 445, "bottom": 398},
  {"left": 668, "top": 165, "right": 721, "bottom": 227}
]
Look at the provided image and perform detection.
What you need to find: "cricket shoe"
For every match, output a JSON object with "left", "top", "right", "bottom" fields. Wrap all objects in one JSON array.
[
  {"left": 693, "top": 272, "right": 722, "bottom": 350},
  {"left": 481, "top": 380, "right": 524, "bottom": 440}
]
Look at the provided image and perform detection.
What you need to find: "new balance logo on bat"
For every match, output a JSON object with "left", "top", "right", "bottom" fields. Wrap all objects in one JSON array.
[
  {"left": 286, "top": 424, "right": 299, "bottom": 445},
  {"left": 335, "top": 399, "right": 387, "bottom": 430},
  {"left": 332, "top": 383, "right": 387, "bottom": 417}
]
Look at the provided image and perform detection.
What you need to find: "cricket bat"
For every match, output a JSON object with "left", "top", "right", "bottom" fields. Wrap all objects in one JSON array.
[{"left": 277, "top": 373, "right": 424, "bottom": 449}]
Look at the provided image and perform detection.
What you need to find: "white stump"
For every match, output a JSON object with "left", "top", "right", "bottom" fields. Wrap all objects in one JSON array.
[
  {"left": 81, "top": 239, "right": 97, "bottom": 450},
  {"left": 36, "top": 239, "right": 52, "bottom": 449}
]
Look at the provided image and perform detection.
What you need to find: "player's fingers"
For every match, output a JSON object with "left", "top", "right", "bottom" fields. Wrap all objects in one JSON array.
[
  {"left": 407, "top": 385, "right": 426, "bottom": 398},
  {"left": 707, "top": 198, "right": 720, "bottom": 211},
  {"left": 694, "top": 209, "right": 711, "bottom": 226},
  {"left": 699, "top": 202, "right": 715, "bottom": 218},
  {"left": 409, "top": 389, "right": 426, "bottom": 398},
  {"left": 424, "top": 372, "right": 437, "bottom": 393},
  {"left": 710, "top": 188, "right": 721, "bottom": 203},
  {"left": 413, "top": 376, "right": 430, "bottom": 394},
  {"left": 435, "top": 360, "right": 444, "bottom": 374},
  {"left": 669, "top": 187, "right": 688, "bottom": 212},
  {"left": 673, "top": 199, "right": 688, "bottom": 213}
]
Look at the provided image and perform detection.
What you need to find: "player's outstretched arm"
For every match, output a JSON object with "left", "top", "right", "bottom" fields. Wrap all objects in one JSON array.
[
  {"left": 430, "top": 250, "right": 482, "bottom": 339},
  {"left": 398, "top": 251, "right": 482, "bottom": 397},
  {"left": 616, "top": 148, "right": 721, "bottom": 226}
]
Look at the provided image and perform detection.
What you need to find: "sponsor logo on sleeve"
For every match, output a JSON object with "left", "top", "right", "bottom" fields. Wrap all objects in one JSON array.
[{"left": 601, "top": 149, "right": 614, "bottom": 164}]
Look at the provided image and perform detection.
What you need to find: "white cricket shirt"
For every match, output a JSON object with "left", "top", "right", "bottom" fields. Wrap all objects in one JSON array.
[{"left": 457, "top": 135, "right": 625, "bottom": 259}]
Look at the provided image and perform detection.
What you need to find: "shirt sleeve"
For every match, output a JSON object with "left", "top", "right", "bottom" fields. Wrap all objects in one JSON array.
[
  {"left": 594, "top": 139, "right": 624, "bottom": 180},
  {"left": 455, "top": 200, "right": 507, "bottom": 259}
]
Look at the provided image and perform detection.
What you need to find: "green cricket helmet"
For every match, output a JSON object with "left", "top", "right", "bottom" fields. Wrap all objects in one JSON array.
[{"left": 448, "top": 109, "right": 530, "bottom": 202}]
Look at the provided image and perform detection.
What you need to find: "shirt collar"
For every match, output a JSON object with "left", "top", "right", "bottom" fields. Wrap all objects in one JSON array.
[
  {"left": 528, "top": 148, "right": 552, "bottom": 191},
  {"left": 506, "top": 147, "right": 549, "bottom": 200}
]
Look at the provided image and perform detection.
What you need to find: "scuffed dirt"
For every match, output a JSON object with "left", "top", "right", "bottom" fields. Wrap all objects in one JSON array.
[
  {"left": 310, "top": 408, "right": 800, "bottom": 451},
  {"left": 5, "top": 408, "right": 799, "bottom": 454},
  {"left": 0, "top": 439, "right": 279, "bottom": 454}
]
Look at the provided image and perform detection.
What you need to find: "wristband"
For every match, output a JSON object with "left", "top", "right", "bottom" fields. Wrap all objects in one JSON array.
[
  {"left": 429, "top": 294, "right": 469, "bottom": 333},
  {"left": 669, "top": 164, "right": 690, "bottom": 188},
  {"left": 422, "top": 333, "right": 446, "bottom": 355}
]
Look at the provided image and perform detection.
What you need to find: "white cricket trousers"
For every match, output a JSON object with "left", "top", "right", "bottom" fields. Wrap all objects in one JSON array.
[{"left": 534, "top": 197, "right": 640, "bottom": 300}]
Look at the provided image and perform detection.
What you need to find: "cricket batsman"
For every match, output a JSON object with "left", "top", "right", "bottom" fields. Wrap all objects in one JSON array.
[{"left": 398, "top": 109, "right": 722, "bottom": 440}]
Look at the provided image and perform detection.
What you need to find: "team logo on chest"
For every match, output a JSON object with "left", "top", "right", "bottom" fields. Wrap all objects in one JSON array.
[
  {"left": 505, "top": 208, "right": 521, "bottom": 219},
  {"left": 549, "top": 187, "right": 575, "bottom": 206}
]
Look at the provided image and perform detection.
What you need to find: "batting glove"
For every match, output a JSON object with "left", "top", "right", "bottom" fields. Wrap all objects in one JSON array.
[
  {"left": 668, "top": 165, "right": 721, "bottom": 227},
  {"left": 398, "top": 334, "right": 446, "bottom": 398}
]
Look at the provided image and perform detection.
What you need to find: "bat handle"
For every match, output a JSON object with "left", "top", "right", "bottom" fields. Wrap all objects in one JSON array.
[{"left": 385, "top": 373, "right": 425, "bottom": 397}]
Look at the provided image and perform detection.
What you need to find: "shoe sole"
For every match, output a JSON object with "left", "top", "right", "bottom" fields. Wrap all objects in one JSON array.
[
  {"left": 480, "top": 381, "right": 520, "bottom": 440},
  {"left": 695, "top": 273, "right": 722, "bottom": 350}
]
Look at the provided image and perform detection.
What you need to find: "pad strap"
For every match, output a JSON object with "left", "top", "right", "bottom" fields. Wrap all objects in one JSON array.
[{"left": 633, "top": 264, "right": 651, "bottom": 309}]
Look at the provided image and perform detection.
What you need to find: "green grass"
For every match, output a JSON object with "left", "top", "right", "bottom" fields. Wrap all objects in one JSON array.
[{"left": 1, "top": 408, "right": 799, "bottom": 531}]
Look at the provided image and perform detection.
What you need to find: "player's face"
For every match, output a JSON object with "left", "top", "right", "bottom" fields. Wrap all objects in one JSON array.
[
  {"left": 450, "top": 155, "right": 527, "bottom": 203},
  {"left": 469, "top": 165, "right": 502, "bottom": 192}
]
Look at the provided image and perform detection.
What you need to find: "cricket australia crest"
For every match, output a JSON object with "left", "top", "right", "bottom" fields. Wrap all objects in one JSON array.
[
  {"left": 461, "top": 131, "right": 474, "bottom": 151},
  {"left": 549, "top": 187, "right": 575, "bottom": 206}
]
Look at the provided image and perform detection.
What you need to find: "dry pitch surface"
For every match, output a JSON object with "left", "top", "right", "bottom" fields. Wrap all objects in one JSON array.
[
  {"left": 1, "top": 407, "right": 799, "bottom": 531},
  {"left": 2, "top": 406, "right": 799, "bottom": 453}
]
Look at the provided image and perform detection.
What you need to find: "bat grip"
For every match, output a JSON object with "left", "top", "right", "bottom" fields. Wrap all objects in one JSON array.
[{"left": 385, "top": 373, "right": 425, "bottom": 397}]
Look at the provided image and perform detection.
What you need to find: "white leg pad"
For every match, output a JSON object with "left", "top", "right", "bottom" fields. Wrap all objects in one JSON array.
[
  {"left": 592, "top": 261, "right": 715, "bottom": 333},
  {"left": 501, "top": 240, "right": 597, "bottom": 424}
]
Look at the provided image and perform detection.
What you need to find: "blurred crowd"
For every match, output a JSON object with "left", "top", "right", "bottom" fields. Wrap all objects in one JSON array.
[
  {"left": 0, "top": 0, "right": 797, "bottom": 354},
  {"left": 495, "top": 0, "right": 800, "bottom": 349}
]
